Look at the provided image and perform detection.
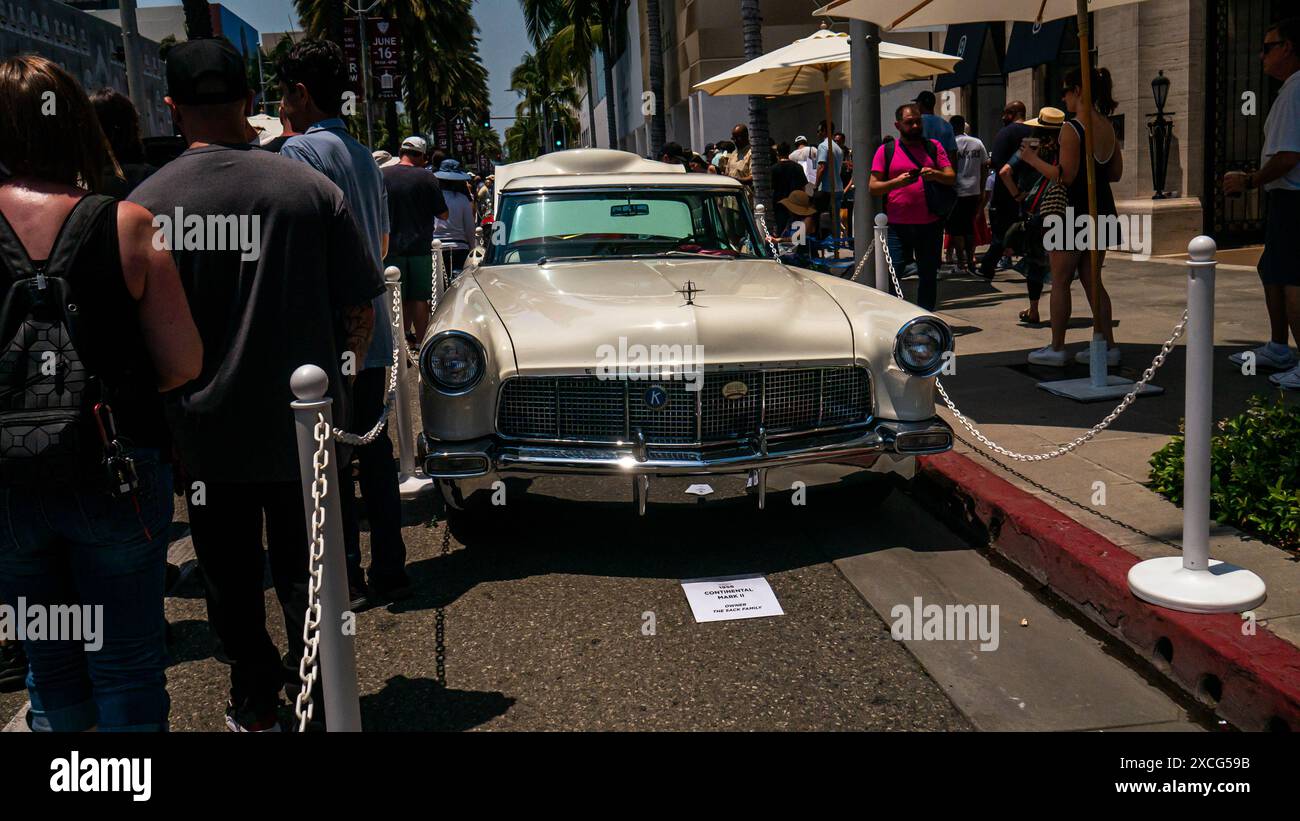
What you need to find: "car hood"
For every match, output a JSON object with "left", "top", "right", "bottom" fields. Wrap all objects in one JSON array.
[{"left": 472, "top": 258, "right": 855, "bottom": 373}]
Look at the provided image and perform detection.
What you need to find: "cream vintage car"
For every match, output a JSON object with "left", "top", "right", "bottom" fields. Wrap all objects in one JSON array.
[{"left": 417, "top": 149, "right": 953, "bottom": 517}]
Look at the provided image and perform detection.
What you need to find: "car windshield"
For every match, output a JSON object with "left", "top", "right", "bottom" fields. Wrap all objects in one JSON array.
[{"left": 484, "top": 187, "right": 770, "bottom": 265}]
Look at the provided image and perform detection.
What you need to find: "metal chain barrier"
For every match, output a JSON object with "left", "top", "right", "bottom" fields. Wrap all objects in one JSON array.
[
  {"left": 294, "top": 413, "right": 330, "bottom": 731},
  {"left": 848, "top": 237, "right": 875, "bottom": 283},
  {"left": 754, "top": 208, "right": 781, "bottom": 258},
  {"left": 877, "top": 238, "right": 1190, "bottom": 462}
]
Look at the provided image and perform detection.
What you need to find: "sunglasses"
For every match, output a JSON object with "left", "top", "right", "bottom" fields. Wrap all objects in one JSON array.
[{"left": 1260, "top": 40, "right": 1285, "bottom": 56}]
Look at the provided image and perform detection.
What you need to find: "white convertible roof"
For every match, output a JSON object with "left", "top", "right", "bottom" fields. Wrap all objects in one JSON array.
[{"left": 494, "top": 149, "right": 739, "bottom": 211}]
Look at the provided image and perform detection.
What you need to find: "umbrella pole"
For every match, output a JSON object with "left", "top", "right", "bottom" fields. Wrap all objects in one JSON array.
[
  {"left": 1077, "top": 0, "right": 1105, "bottom": 386},
  {"left": 824, "top": 71, "right": 838, "bottom": 255}
]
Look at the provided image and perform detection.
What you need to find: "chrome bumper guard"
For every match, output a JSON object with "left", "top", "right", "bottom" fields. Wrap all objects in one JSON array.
[{"left": 422, "top": 418, "right": 951, "bottom": 514}]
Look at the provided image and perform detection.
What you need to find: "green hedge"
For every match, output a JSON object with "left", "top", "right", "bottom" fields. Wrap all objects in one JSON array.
[{"left": 1148, "top": 394, "right": 1300, "bottom": 550}]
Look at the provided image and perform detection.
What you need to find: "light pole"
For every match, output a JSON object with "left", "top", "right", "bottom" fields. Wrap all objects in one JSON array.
[
  {"left": 1147, "top": 70, "right": 1174, "bottom": 199},
  {"left": 849, "top": 18, "right": 882, "bottom": 285},
  {"left": 346, "top": 0, "right": 381, "bottom": 148},
  {"left": 118, "top": 0, "right": 151, "bottom": 134}
]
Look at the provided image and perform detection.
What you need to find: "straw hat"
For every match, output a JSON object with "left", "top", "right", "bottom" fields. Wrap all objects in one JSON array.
[
  {"left": 778, "top": 189, "right": 817, "bottom": 217},
  {"left": 1023, "top": 107, "right": 1066, "bottom": 129}
]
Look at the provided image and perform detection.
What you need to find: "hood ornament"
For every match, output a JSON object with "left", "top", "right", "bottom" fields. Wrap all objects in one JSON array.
[{"left": 676, "top": 280, "right": 704, "bottom": 306}]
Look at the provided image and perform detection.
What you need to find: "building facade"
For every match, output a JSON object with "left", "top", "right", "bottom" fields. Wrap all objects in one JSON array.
[{"left": 1, "top": 0, "right": 168, "bottom": 135}]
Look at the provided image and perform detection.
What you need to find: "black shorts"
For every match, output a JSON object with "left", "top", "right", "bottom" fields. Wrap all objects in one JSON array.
[
  {"left": 1259, "top": 189, "right": 1300, "bottom": 287},
  {"left": 945, "top": 195, "right": 980, "bottom": 235}
]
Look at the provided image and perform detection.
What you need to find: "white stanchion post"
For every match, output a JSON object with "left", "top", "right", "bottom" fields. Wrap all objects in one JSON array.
[
  {"left": 385, "top": 266, "right": 432, "bottom": 499},
  {"left": 873, "top": 213, "right": 888, "bottom": 294},
  {"left": 1128, "top": 237, "right": 1265, "bottom": 613},
  {"left": 290, "top": 365, "right": 361, "bottom": 731}
]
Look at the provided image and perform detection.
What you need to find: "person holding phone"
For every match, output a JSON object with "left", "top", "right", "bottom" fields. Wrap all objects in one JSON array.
[{"left": 868, "top": 103, "right": 956, "bottom": 312}]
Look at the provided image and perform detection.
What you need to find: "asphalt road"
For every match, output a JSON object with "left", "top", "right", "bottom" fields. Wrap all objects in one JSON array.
[{"left": 3, "top": 480, "right": 974, "bottom": 732}]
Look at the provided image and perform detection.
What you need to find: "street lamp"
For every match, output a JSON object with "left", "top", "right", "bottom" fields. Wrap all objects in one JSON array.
[{"left": 1146, "top": 70, "right": 1174, "bottom": 200}]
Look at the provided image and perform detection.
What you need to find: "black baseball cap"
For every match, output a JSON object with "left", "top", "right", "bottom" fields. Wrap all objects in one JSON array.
[{"left": 166, "top": 37, "right": 249, "bottom": 105}]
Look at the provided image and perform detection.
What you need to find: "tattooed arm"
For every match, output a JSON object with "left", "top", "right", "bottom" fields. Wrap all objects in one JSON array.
[{"left": 343, "top": 301, "right": 375, "bottom": 382}]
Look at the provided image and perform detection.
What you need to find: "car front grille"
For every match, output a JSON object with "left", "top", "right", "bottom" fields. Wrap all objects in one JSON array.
[{"left": 497, "top": 367, "right": 871, "bottom": 446}]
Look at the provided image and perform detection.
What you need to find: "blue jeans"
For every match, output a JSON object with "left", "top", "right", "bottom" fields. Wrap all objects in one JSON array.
[
  {"left": 0, "top": 450, "right": 172, "bottom": 732},
  {"left": 887, "top": 221, "right": 944, "bottom": 312}
]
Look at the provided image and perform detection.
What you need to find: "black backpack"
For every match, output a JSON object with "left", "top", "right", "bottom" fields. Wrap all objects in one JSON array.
[
  {"left": 883, "top": 138, "right": 959, "bottom": 218},
  {"left": 0, "top": 195, "right": 114, "bottom": 487}
]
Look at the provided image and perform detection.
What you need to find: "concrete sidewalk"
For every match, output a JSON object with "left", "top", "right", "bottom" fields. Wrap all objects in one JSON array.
[{"left": 903, "top": 254, "right": 1300, "bottom": 652}]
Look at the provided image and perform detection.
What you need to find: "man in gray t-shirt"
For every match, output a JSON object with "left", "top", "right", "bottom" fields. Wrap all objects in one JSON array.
[{"left": 130, "top": 36, "right": 383, "bottom": 731}]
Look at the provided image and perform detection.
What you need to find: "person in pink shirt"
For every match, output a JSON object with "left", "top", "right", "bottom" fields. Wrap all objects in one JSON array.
[{"left": 868, "top": 103, "right": 956, "bottom": 311}]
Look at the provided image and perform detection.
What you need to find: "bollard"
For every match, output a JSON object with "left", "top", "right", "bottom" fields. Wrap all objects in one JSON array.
[
  {"left": 873, "top": 213, "right": 888, "bottom": 294},
  {"left": 431, "top": 238, "right": 444, "bottom": 307},
  {"left": 385, "top": 267, "right": 433, "bottom": 499},
  {"left": 290, "top": 364, "right": 362, "bottom": 731},
  {"left": 1128, "top": 237, "right": 1265, "bottom": 613}
]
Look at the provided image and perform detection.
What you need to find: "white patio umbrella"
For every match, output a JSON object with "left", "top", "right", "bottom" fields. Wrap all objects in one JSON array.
[
  {"left": 694, "top": 27, "right": 960, "bottom": 247},
  {"left": 814, "top": 0, "right": 1152, "bottom": 384}
]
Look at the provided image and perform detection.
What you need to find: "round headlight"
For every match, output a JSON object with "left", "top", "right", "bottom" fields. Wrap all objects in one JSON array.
[
  {"left": 421, "top": 332, "right": 485, "bottom": 393},
  {"left": 894, "top": 318, "right": 953, "bottom": 376}
]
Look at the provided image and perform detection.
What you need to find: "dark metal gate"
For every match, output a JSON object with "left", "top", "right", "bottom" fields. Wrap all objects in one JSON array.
[{"left": 1206, "top": 0, "right": 1284, "bottom": 246}]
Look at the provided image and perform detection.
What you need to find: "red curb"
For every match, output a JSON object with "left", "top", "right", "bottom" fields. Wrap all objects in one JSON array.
[{"left": 916, "top": 450, "right": 1300, "bottom": 731}]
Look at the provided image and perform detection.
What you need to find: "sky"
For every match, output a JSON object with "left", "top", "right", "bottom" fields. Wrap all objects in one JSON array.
[{"left": 137, "top": 0, "right": 529, "bottom": 132}]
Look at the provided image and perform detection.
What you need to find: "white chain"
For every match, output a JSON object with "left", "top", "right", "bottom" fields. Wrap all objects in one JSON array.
[
  {"left": 294, "top": 414, "right": 330, "bottom": 731},
  {"left": 877, "top": 238, "right": 1190, "bottom": 462},
  {"left": 754, "top": 209, "right": 780, "bottom": 257},
  {"left": 848, "top": 237, "right": 875, "bottom": 283}
]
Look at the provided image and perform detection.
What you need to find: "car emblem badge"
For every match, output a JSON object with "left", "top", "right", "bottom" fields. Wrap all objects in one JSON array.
[
  {"left": 721, "top": 380, "right": 749, "bottom": 401},
  {"left": 676, "top": 280, "right": 704, "bottom": 306},
  {"left": 644, "top": 385, "right": 669, "bottom": 410}
]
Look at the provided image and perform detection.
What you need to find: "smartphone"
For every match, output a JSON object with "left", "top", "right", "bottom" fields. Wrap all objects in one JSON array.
[{"left": 1022, "top": 137, "right": 1041, "bottom": 150}]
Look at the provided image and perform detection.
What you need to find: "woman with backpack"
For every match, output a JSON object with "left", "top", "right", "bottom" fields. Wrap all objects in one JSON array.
[
  {"left": 1016, "top": 67, "right": 1125, "bottom": 367},
  {"left": 0, "top": 56, "right": 201, "bottom": 731}
]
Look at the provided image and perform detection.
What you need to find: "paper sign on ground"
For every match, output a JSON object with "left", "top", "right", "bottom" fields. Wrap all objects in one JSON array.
[{"left": 680, "top": 574, "right": 784, "bottom": 623}]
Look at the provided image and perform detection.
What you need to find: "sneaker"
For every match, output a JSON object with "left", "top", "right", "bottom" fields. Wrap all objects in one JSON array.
[
  {"left": 225, "top": 700, "right": 283, "bottom": 732},
  {"left": 0, "top": 641, "right": 26, "bottom": 692},
  {"left": 1073, "top": 346, "right": 1121, "bottom": 366},
  {"left": 348, "top": 580, "right": 370, "bottom": 612},
  {"left": 1229, "top": 344, "right": 1297, "bottom": 370},
  {"left": 996, "top": 257, "right": 1013, "bottom": 271},
  {"left": 1028, "top": 345, "right": 1070, "bottom": 367},
  {"left": 1268, "top": 364, "right": 1300, "bottom": 390}
]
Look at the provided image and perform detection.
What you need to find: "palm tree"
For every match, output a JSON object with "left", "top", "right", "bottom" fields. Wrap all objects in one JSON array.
[
  {"left": 507, "top": 43, "right": 579, "bottom": 160},
  {"left": 739, "top": 0, "right": 772, "bottom": 214},
  {"left": 521, "top": 0, "right": 620, "bottom": 149},
  {"left": 645, "top": 0, "right": 665, "bottom": 159},
  {"left": 295, "top": 1, "right": 490, "bottom": 151}
]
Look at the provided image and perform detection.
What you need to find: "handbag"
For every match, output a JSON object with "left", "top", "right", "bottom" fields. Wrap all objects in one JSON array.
[{"left": 1035, "top": 159, "right": 1069, "bottom": 221}]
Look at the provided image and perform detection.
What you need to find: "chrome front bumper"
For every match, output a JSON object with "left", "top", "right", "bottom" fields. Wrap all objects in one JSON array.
[{"left": 420, "top": 418, "right": 952, "bottom": 514}]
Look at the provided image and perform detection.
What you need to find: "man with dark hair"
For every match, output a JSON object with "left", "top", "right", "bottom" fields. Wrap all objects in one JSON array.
[
  {"left": 129, "top": 36, "right": 384, "bottom": 731},
  {"left": 726, "top": 124, "right": 753, "bottom": 186},
  {"left": 276, "top": 38, "right": 411, "bottom": 609},
  {"left": 915, "top": 90, "right": 958, "bottom": 161},
  {"left": 1224, "top": 17, "right": 1300, "bottom": 387},
  {"left": 659, "top": 141, "right": 688, "bottom": 170},
  {"left": 946, "top": 114, "right": 989, "bottom": 275},
  {"left": 868, "top": 103, "right": 956, "bottom": 311},
  {"left": 979, "top": 100, "right": 1032, "bottom": 277},
  {"left": 771, "top": 141, "right": 809, "bottom": 233},
  {"left": 384, "top": 136, "right": 447, "bottom": 343},
  {"left": 814, "top": 119, "right": 844, "bottom": 248}
]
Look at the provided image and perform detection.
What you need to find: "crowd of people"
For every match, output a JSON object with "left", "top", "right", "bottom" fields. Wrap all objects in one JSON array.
[{"left": 0, "top": 34, "right": 489, "bottom": 732}]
